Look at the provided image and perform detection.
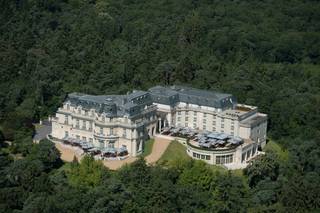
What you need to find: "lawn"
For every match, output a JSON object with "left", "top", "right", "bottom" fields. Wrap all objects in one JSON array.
[
  {"left": 157, "top": 140, "right": 189, "bottom": 165},
  {"left": 141, "top": 139, "right": 155, "bottom": 158},
  {"left": 263, "top": 140, "right": 289, "bottom": 162},
  {"left": 34, "top": 123, "right": 43, "bottom": 131}
]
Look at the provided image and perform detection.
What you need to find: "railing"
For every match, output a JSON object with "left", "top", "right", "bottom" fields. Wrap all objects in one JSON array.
[
  {"left": 72, "top": 126, "right": 93, "bottom": 132},
  {"left": 186, "top": 140, "right": 237, "bottom": 152},
  {"left": 176, "top": 106, "right": 220, "bottom": 116},
  {"left": 94, "top": 132, "right": 119, "bottom": 139}
]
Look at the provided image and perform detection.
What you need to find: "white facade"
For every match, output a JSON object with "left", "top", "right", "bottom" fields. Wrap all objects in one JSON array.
[
  {"left": 51, "top": 93, "right": 158, "bottom": 157},
  {"left": 155, "top": 102, "right": 267, "bottom": 149},
  {"left": 51, "top": 86, "right": 267, "bottom": 161}
]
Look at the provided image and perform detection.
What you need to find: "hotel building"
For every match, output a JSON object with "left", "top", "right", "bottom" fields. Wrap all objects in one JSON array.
[{"left": 51, "top": 85, "right": 267, "bottom": 163}]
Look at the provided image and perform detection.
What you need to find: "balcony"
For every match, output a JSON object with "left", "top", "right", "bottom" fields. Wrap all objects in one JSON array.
[{"left": 94, "top": 132, "right": 119, "bottom": 139}]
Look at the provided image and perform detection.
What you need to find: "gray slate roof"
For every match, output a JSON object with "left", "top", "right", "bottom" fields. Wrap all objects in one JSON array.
[
  {"left": 149, "top": 85, "right": 236, "bottom": 109},
  {"left": 65, "top": 85, "right": 236, "bottom": 117},
  {"left": 66, "top": 91, "right": 153, "bottom": 117}
]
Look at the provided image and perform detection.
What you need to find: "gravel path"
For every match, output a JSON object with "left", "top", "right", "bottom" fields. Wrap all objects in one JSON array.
[
  {"left": 145, "top": 136, "right": 172, "bottom": 165},
  {"left": 55, "top": 143, "right": 83, "bottom": 162}
]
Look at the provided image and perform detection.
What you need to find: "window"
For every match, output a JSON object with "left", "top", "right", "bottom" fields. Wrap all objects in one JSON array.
[
  {"left": 193, "top": 117, "right": 197, "bottom": 122},
  {"left": 194, "top": 112, "right": 197, "bottom": 116},
  {"left": 64, "top": 131, "right": 69, "bottom": 137},
  {"left": 185, "top": 111, "right": 189, "bottom": 115},
  {"left": 213, "top": 115, "right": 216, "bottom": 119},
  {"left": 89, "top": 138, "right": 93, "bottom": 143},
  {"left": 193, "top": 152, "right": 197, "bottom": 157},
  {"left": 82, "top": 136, "right": 86, "bottom": 141},
  {"left": 201, "top": 155, "right": 205, "bottom": 160},
  {"left": 76, "top": 119, "right": 79, "bottom": 128},
  {"left": 78, "top": 108, "right": 81, "bottom": 114},
  {"left": 212, "top": 127, "right": 216, "bottom": 131},
  {"left": 203, "top": 125, "right": 206, "bottom": 130},
  {"left": 100, "top": 127, "right": 103, "bottom": 134},
  {"left": 221, "top": 124, "right": 224, "bottom": 128},
  {"left": 89, "top": 122, "right": 93, "bottom": 130},
  {"left": 216, "top": 154, "right": 233, "bottom": 164},
  {"left": 76, "top": 135, "right": 80, "bottom": 140},
  {"left": 64, "top": 115, "right": 68, "bottom": 124},
  {"left": 231, "top": 125, "right": 234, "bottom": 130},
  {"left": 193, "top": 123, "right": 196, "bottom": 128},
  {"left": 82, "top": 121, "right": 86, "bottom": 130},
  {"left": 252, "top": 146, "right": 256, "bottom": 155},
  {"left": 221, "top": 118, "right": 224, "bottom": 122},
  {"left": 108, "top": 141, "right": 115, "bottom": 148},
  {"left": 246, "top": 150, "right": 251, "bottom": 159},
  {"left": 178, "top": 111, "right": 181, "bottom": 115},
  {"left": 99, "top": 140, "right": 104, "bottom": 148},
  {"left": 205, "top": 155, "right": 211, "bottom": 160},
  {"left": 203, "top": 113, "right": 207, "bottom": 118},
  {"left": 102, "top": 116, "right": 105, "bottom": 122},
  {"left": 242, "top": 153, "right": 246, "bottom": 162},
  {"left": 212, "top": 121, "right": 216, "bottom": 126},
  {"left": 177, "top": 117, "right": 181, "bottom": 122},
  {"left": 85, "top": 110, "right": 88, "bottom": 116},
  {"left": 185, "top": 123, "right": 188, "bottom": 127},
  {"left": 203, "top": 119, "right": 207, "bottom": 123},
  {"left": 66, "top": 104, "right": 70, "bottom": 110},
  {"left": 110, "top": 128, "right": 114, "bottom": 135},
  {"left": 185, "top": 117, "right": 189, "bottom": 121}
]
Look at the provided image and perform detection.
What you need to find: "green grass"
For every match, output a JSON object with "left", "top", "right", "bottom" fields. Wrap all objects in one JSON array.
[
  {"left": 158, "top": 140, "right": 190, "bottom": 165},
  {"left": 263, "top": 140, "right": 289, "bottom": 162},
  {"left": 58, "top": 162, "right": 72, "bottom": 172},
  {"left": 141, "top": 139, "right": 155, "bottom": 158},
  {"left": 34, "top": 123, "right": 43, "bottom": 130}
]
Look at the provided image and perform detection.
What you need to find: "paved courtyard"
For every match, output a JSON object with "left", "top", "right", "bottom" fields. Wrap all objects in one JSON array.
[
  {"left": 54, "top": 135, "right": 172, "bottom": 170},
  {"left": 33, "top": 120, "right": 52, "bottom": 142}
]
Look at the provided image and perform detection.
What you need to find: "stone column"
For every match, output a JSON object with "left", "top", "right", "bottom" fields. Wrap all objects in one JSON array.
[{"left": 158, "top": 118, "right": 162, "bottom": 133}]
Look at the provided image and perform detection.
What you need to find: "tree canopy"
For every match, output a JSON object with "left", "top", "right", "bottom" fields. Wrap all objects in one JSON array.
[{"left": 0, "top": 0, "right": 320, "bottom": 212}]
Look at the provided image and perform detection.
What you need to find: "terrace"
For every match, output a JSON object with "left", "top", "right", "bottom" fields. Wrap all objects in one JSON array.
[
  {"left": 161, "top": 127, "right": 245, "bottom": 151},
  {"left": 61, "top": 136, "right": 128, "bottom": 159}
]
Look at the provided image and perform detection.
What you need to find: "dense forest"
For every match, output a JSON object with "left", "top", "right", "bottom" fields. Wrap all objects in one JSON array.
[{"left": 0, "top": 0, "right": 320, "bottom": 212}]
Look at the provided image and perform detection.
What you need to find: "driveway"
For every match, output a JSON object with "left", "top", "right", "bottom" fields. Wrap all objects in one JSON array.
[
  {"left": 33, "top": 121, "right": 52, "bottom": 142},
  {"left": 145, "top": 135, "right": 172, "bottom": 165}
]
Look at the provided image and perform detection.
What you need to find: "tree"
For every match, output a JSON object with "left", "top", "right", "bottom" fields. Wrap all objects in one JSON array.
[
  {"left": 29, "top": 139, "right": 62, "bottom": 171},
  {"left": 66, "top": 155, "right": 109, "bottom": 189},
  {"left": 244, "top": 153, "right": 280, "bottom": 187},
  {"left": 118, "top": 157, "right": 151, "bottom": 187},
  {"left": 0, "top": 130, "right": 4, "bottom": 148},
  {"left": 178, "top": 160, "right": 214, "bottom": 191},
  {"left": 211, "top": 172, "right": 249, "bottom": 213}
]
